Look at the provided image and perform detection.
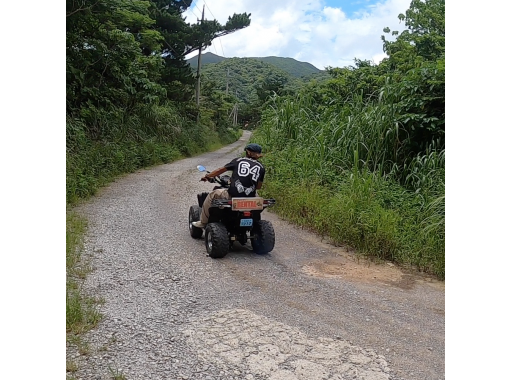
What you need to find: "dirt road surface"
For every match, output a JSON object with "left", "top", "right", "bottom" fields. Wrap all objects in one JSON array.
[{"left": 69, "top": 131, "right": 445, "bottom": 380}]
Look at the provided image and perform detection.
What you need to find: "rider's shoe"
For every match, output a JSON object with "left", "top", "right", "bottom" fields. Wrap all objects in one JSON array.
[{"left": 192, "top": 221, "right": 206, "bottom": 228}]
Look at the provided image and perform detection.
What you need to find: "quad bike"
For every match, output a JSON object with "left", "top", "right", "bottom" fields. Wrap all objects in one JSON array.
[{"left": 188, "top": 165, "right": 276, "bottom": 259}]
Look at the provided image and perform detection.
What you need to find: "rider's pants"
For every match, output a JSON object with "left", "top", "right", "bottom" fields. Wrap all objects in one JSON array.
[{"left": 200, "top": 189, "right": 231, "bottom": 224}]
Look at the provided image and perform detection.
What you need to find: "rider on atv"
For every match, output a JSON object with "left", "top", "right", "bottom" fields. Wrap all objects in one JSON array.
[{"left": 192, "top": 143, "right": 265, "bottom": 229}]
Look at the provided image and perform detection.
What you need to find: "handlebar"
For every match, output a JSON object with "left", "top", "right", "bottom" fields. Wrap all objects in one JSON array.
[
  {"left": 212, "top": 175, "right": 230, "bottom": 188},
  {"left": 197, "top": 165, "right": 230, "bottom": 188}
]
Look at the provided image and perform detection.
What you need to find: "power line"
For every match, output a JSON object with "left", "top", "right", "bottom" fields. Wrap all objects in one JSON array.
[
  {"left": 187, "top": 0, "right": 216, "bottom": 56},
  {"left": 200, "top": 0, "right": 226, "bottom": 57},
  {"left": 183, "top": 0, "right": 202, "bottom": 23},
  {"left": 217, "top": 33, "right": 225, "bottom": 57},
  {"left": 195, "top": 4, "right": 205, "bottom": 109},
  {"left": 211, "top": 38, "right": 218, "bottom": 55}
]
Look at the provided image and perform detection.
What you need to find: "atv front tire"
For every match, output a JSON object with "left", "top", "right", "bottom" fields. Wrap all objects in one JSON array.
[
  {"left": 189, "top": 205, "right": 203, "bottom": 239},
  {"left": 204, "top": 223, "right": 229, "bottom": 258},
  {"left": 251, "top": 220, "right": 275, "bottom": 255}
]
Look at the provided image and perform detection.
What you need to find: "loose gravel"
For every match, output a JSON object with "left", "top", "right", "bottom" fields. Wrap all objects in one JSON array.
[{"left": 68, "top": 131, "right": 445, "bottom": 380}]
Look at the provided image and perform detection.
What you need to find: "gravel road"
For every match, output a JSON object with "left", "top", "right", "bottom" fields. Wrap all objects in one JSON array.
[{"left": 68, "top": 131, "right": 445, "bottom": 380}]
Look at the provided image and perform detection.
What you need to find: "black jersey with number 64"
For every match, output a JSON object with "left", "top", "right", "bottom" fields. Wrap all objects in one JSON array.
[{"left": 224, "top": 157, "right": 265, "bottom": 197}]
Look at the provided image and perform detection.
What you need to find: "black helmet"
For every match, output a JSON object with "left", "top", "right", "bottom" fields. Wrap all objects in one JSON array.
[{"left": 245, "top": 143, "right": 262, "bottom": 153}]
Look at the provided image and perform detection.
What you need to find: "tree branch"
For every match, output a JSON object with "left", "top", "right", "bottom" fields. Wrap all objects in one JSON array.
[{"left": 66, "top": 0, "right": 100, "bottom": 18}]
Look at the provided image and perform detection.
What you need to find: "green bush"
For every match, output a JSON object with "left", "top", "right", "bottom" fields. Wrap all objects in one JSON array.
[
  {"left": 66, "top": 102, "right": 242, "bottom": 204},
  {"left": 253, "top": 88, "right": 444, "bottom": 279}
]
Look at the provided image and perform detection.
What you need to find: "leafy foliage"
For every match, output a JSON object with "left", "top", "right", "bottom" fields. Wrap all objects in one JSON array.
[
  {"left": 66, "top": 0, "right": 251, "bottom": 111},
  {"left": 200, "top": 58, "right": 289, "bottom": 100},
  {"left": 380, "top": 0, "right": 445, "bottom": 157},
  {"left": 66, "top": 0, "right": 250, "bottom": 202},
  {"left": 322, "top": 59, "right": 386, "bottom": 103},
  {"left": 382, "top": 0, "right": 445, "bottom": 67},
  {"left": 246, "top": 56, "right": 321, "bottom": 78},
  {"left": 250, "top": 0, "right": 445, "bottom": 278},
  {"left": 198, "top": 57, "right": 330, "bottom": 125}
]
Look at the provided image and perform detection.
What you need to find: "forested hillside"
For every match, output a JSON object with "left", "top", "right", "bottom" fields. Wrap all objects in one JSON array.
[
  {"left": 66, "top": 0, "right": 251, "bottom": 203},
  {"left": 188, "top": 52, "right": 322, "bottom": 78},
  {"left": 200, "top": 58, "right": 292, "bottom": 104},
  {"left": 187, "top": 52, "right": 227, "bottom": 67},
  {"left": 252, "top": 56, "right": 321, "bottom": 77},
  {"left": 197, "top": 57, "right": 330, "bottom": 125}
]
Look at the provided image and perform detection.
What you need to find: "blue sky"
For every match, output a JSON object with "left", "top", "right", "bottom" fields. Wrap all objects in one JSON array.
[
  {"left": 324, "top": 0, "right": 382, "bottom": 17},
  {"left": 184, "top": 0, "right": 411, "bottom": 69}
]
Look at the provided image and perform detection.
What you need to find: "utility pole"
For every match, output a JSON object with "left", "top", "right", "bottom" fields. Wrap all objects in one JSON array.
[
  {"left": 234, "top": 90, "right": 239, "bottom": 126},
  {"left": 195, "top": 5, "right": 205, "bottom": 109},
  {"left": 226, "top": 68, "right": 229, "bottom": 95},
  {"left": 229, "top": 103, "right": 236, "bottom": 126}
]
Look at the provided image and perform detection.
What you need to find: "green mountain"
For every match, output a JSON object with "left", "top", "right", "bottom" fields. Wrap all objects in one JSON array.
[
  {"left": 187, "top": 52, "right": 322, "bottom": 78},
  {"left": 187, "top": 52, "right": 226, "bottom": 67},
  {"left": 200, "top": 57, "right": 292, "bottom": 104},
  {"left": 252, "top": 56, "right": 322, "bottom": 77}
]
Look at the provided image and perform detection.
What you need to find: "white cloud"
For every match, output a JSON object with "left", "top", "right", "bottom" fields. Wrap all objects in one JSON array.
[{"left": 184, "top": 0, "right": 410, "bottom": 69}]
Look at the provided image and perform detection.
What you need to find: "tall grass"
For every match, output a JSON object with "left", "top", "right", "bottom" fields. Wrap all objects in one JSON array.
[
  {"left": 67, "top": 103, "right": 241, "bottom": 204},
  {"left": 66, "top": 211, "right": 102, "bottom": 334},
  {"left": 254, "top": 91, "right": 445, "bottom": 278}
]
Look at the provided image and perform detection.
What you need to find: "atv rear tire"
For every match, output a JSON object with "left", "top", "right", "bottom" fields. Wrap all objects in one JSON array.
[
  {"left": 204, "top": 223, "right": 229, "bottom": 258},
  {"left": 189, "top": 205, "right": 203, "bottom": 239},
  {"left": 251, "top": 220, "right": 275, "bottom": 255}
]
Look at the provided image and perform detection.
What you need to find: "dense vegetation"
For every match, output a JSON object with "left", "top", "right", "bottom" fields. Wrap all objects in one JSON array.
[
  {"left": 198, "top": 56, "right": 331, "bottom": 125},
  {"left": 187, "top": 51, "right": 227, "bottom": 66},
  {"left": 66, "top": 0, "right": 250, "bottom": 203},
  {"left": 188, "top": 52, "right": 323, "bottom": 78},
  {"left": 252, "top": 56, "right": 322, "bottom": 77},
  {"left": 252, "top": 0, "right": 445, "bottom": 278}
]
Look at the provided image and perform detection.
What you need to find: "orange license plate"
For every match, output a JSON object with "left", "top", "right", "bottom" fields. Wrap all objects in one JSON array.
[{"left": 231, "top": 197, "right": 264, "bottom": 211}]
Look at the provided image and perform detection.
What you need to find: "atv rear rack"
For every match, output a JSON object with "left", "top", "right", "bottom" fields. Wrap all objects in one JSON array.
[{"left": 211, "top": 198, "right": 276, "bottom": 208}]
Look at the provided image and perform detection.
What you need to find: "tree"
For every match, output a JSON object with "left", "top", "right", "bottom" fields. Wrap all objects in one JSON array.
[
  {"left": 66, "top": 0, "right": 252, "bottom": 141},
  {"left": 381, "top": 0, "right": 445, "bottom": 71},
  {"left": 379, "top": 0, "right": 445, "bottom": 155},
  {"left": 324, "top": 59, "right": 385, "bottom": 103},
  {"left": 255, "top": 71, "right": 289, "bottom": 102},
  {"left": 66, "top": 0, "right": 166, "bottom": 117},
  {"left": 146, "top": 1, "right": 251, "bottom": 100}
]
